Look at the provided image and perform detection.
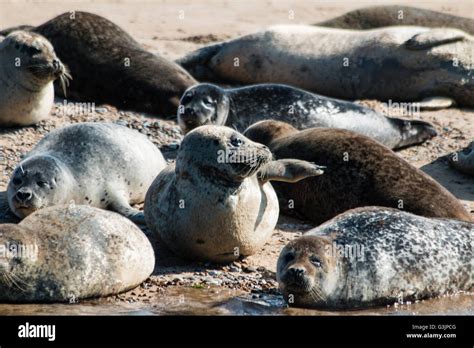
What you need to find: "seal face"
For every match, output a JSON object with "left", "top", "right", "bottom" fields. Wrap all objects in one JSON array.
[
  {"left": 0, "top": 205, "right": 155, "bottom": 302},
  {"left": 244, "top": 120, "right": 472, "bottom": 224},
  {"left": 277, "top": 207, "right": 474, "bottom": 309},
  {"left": 178, "top": 25, "right": 474, "bottom": 107},
  {"left": 178, "top": 83, "right": 437, "bottom": 149},
  {"left": 7, "top": 122, "right": 166, "bottom": 223},
  {"left": 1, "top": 11, "right": 197, "bottom": 116},
  {"left": 0, "top": 31, "right": 69, "bottom": 126},
  {"left": 144, "top": 125, "right": 279, "bottom": 263}
]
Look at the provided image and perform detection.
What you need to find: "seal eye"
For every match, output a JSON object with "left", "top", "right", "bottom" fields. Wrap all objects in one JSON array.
[
  {"left": 310, "top": 256, "right": 322, "bottom": 267},
  {"left": 12, "top": 178, "right": 22, "bottom": 186},
  {"left": 284, "top": 252, "right": 295, "bottom": 263},
  {"left": 230, "top": 137, "right": 243, "bottom": 147},
  {"left": 37, "top": 181, "right": 48, "bottom": 188},
  {"left": 203, "top": 97, "right": 214, "bottom": 106},
  {"left": 27, "top": 46, "right": 42, "bottom": 55}
]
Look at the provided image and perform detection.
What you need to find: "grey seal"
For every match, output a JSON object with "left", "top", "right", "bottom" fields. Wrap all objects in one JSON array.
[
  {"left": 178, "top": 83, "right": 437, "bottom": 149},
  {"left": 451, "top": 141, "right": 474, "bottom": 176},
  {"left": 277, "top": 206, "right": 473, "bottom": 309},
  {"left": 0, "top": 204, "right": 155, "bottom": 302},
  {"left": 7, "top": 122, "right": 166, "bottom": 223}
]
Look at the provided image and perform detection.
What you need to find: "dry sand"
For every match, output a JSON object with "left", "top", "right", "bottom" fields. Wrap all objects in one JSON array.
[{"left": 0, "top": 0, "right": 472, "bottom": 315}]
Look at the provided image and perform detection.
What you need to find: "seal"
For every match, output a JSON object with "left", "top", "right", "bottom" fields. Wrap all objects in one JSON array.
[
  {"left": 178, "top": 83, "right": 437, "bottom": 149},
  {"left": 1, "top": 11, "right": 197, "bottom": 117},
  {"left": 451, "top": 142, "right": 474, "bottom": 176},
  {"left": 0, "top": 204, "right": 155, "bottom": 302},
  {"left": 244, "top": 120, "right": 472, "bottom": 224},
  {"left": 177, "top": 25, "right": 474, "bottom": 107},
  {"left": 7, "top": 122, "right": 166, "bottom": 223},
  {"left": 144, "top": 125, "right": 324, "bottom": 263},
  {"left": 277, "top": 206, "right": 473, "bottom": 309},
  {"left": 0, "top": 31, "right": 70, "bottom": 126},
  {"left": 316, "top": 5, "right": 474, "bottom": 35}
]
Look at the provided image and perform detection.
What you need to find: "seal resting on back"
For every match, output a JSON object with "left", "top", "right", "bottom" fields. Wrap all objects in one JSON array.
[
  {"left": 0, "top": 31, "right": 70, "bottom": 126},
  {"left": 178, "top": 25, "right": 473, "bottom": 107},
  {"left": 144, "top": 125, "right": 324, "bottom": 263},
  {"left": 316, "top": 5, "right": 474, "bottom": 35},
  {"left": 177, "top": 83, "right": 437, "bottom": 149},
  {"left": 0, "top": 11, "right": 197, "bottom": 116},
  {"left": 277, "top": 207, "right": 473, "bottom": 309},
  {"left": 244, "top": 120, "right": 472, "bottom": 224},
  {"left": 0, "top": 205, "right": 155, "bottom": 302},
  {"left": 7, "top": 122, "right": 166, "bottom": 223}
]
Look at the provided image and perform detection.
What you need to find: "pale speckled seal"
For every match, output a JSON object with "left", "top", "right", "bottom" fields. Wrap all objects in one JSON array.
[
  {"left": 1, "top": 11, "right": 197, "bottom": 117},
  {"left": 244, "top": 120, "right": 472, "bottom": 224},
  {"left": 177, "top": 83, "right": 437, "bottom": 149},
  {"left": 0, "top": 31, "right": 70, "bottom": 126},
  {"left": 277, "top": 206, "right": 473, "bottom": 309},
  {"left": 451, "top": 141, "right": 474, "bottom": 176},
  {"left": 178, "top": 25, "right": 473, "bottom": 107},
  {"left": 7, "top": 122, "right": 166, "bottom": 223},
  {"left": 0, "top": 204, "right": 155, "bottom": 303},
  {"left": 144, "top": 125, "right": 324, "bottom": 263},
  {"left": 316, "top": 5, "right": 474, "bottom": 35}
]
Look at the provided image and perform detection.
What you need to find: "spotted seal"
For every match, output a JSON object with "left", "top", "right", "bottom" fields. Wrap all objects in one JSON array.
[
  {"left": 277, "top": 206, "right": 473, "bottom": 309},
  {"left": 7, "top": 122, "right": 166, "bottom": 223}
]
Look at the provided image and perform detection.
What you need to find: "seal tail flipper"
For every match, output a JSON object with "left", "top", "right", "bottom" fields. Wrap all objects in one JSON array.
[
  {"left": 404, "top": 28, "right": 470, "bottom": 50},
  {"left": 390, "top": 118, "right": 438, "bottom": 149},
  {"left": 418, "top": 96, "right": 456, "bottom": 110},
  {"left": 0, "top": 25, "right": 35, "bottom": 36},
  {"left": 175, "top": 43, "right": 225, "bottom": 81}
]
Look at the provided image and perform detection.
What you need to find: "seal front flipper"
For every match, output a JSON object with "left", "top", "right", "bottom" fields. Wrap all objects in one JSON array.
[
  {"left": 258, "top": 159, "right": 325, "bottom": 183},
  {"left": 389, "top": 117, "right": 438, "bottom": 149},
  {"left": 405, "top": 29, "right": 470, "bottom": 50},
  {"left": 108, "top": 194, "right": 146, "bottom": 225},
  {"left": 418, "top": 96, "right": 456, "bottom": 110}
]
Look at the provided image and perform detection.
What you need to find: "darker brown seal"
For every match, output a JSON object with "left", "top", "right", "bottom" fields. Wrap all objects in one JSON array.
[
  {"left": 1, "top": 11, "right": 197, "bottom": 117},
  {"left": 244, "top": 120, "right": 472, "bottom": 224}
]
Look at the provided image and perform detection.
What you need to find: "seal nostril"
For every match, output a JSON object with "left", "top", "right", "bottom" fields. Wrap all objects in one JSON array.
[
  {"left": 16, "top": 190, "right": 32, "bottom": 202},
  {"left": 53, "top": 59, "right": 60, "bottom": 70}
]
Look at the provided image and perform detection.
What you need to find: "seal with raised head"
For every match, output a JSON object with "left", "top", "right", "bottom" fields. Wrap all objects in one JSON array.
[
  {"left": 244, "top": 120, "right": 472, "bottom": 224},
  {"left": 144, "top": 125, "right": 324, "bottom": 263},
  {"left": 451, "top": 141, "right": 474, "bottom": 176},
  {"left": 0, "top": 204, "right": 155, "bottom": 302},
  {"left": 316, "top": 5, "right": 474, "bottom": 35},
  {"left": 178, "top": 83, "right": 437, "bottom": 149},
  {"left": 277, "top": 207, "right": 473, "bottom": 309},
  {"left": 0, "top": 31, "right": 70, "bottom": 126},
  {"left": 1, "top": 11, "right": 197, "bottom": 116},
  {"left": 7, "top": 122, "right": 166, "bottom": 223},
  {"left": 178, "top": 25, "right": 473, "bottom": 107}
]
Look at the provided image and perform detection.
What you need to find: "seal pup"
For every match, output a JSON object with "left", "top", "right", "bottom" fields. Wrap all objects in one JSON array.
[
  {"left": 450, "top": 141, "right": 474, "bottom": 176},
  {"left": 7, "top": 122, "right": 166, "bottom": 223},
  {"left": 144, "top": 125, "right": 324, "bottom": 263},
  {"left": 178, "top": 83, "right": 437, "bottom": 149},
  {"left": 177, "top": 25, "right": 473, "bottom": 107},
  {"left": 316, "top": 5, "right": 474, "bottom": 35},
  {"left": 244, "top": 120, "right": 472, "bottom": 224},
  {"left": 1, "top": 11, "right": 197, "bottom": 116},
  {"left": 0, "top": 31, "right": 70, "bottom": 126},
  {"left": 277, "top": 207, "right": 473, "bottom": 309},
  {"left": 0, "top": 205, "right": 155, "bottom": 302}
]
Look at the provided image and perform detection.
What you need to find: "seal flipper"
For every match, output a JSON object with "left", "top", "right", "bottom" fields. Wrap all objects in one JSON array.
[
  {"left": 175, "top": 43, "right": 225, "bottom": 81},
  {"left": 405, "top": 29, "right": 469, "bottom": 50},
  {"left": 258, "top": 159, "right": 325, "bottom": 183},
  {"left": 389, "top": 118, "right": 438, "bottom": 149},
  {"left": 108, "top": 194, "right": 145, "bottom": 225},
  {"left": 418, "top": 96, "right": 456, "bottom": 110}
]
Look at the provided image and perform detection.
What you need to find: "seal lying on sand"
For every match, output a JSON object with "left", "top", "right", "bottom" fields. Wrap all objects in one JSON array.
[
  {"left": 316, "top": 5, "right": 474, "bottom": 35},
  {"left": 451, "top": 142, "right": 474, "bottom": 176},
  {"left": 0, "top": 205, "right": 155, "bottom": 302},
  {"left": 1, "top": 11, "right": 197, "bottom": 116},
  {"left": 178, "top": 83, "right": 437, "bottom": 149},
  {"left": 277, "top": 207, "right": 473, "bottom": 309},
  {"left": 144, "top": 125, "right": 324, "bottom": 263},
  {"left": 7, "top": 122, "right": 166, "bottom": 223},
  {"left": 178, "top": 25, "right": 473, "bottom": 107},
  {"left": 0, "top": 31, "right": 70, "bottom": 126},
  {"left": 244, "top": 120, "right": 472, "bottom": 224}
]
